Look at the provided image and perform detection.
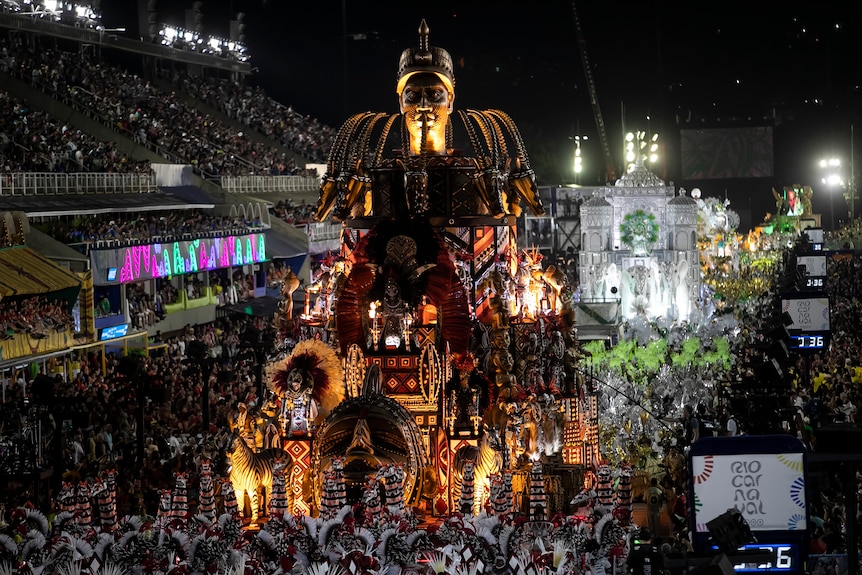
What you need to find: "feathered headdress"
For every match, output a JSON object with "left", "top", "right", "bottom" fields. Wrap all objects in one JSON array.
[{"left": 267, "top": 340, "right": 345, "bottom": 417}]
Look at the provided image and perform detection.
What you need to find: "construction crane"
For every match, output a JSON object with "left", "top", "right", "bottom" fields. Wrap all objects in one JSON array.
[{"left": 570, "top": 2, "right": 617, "bottom": 183}]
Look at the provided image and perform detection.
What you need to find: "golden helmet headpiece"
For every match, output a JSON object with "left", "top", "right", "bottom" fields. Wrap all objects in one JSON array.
[{"left": 396, "top": 19, "right": 455, "bottom": 95}]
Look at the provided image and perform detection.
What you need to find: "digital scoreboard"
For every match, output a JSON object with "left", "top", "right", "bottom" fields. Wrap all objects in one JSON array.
[
  {"left": 730, "top": 544, "right": 797, "bottom": 572},
  {"left": 781, "top": 294, "right": 830, "bottom": 351},
  {"left": 790, "top": 333, "right": 829, "bottom": 350},
  {"left": 802, "top": 276, "right": 825, "bottom": 289}
]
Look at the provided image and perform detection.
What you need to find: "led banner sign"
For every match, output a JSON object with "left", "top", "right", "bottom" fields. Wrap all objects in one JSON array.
[{"left": 90, "top": 233, "right": 267, "bottom": 285}]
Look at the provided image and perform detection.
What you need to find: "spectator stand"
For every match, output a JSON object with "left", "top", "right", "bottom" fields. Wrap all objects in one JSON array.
[
  {"left": 83, "top": 218, "right": 269, "bottom": 337},
  {"left": 0, "top": 214, "right": 83, "bottom": 365}
]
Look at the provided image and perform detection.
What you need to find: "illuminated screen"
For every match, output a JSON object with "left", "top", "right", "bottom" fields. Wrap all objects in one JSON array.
[
  {"left": 680, "top": 126, "right": 773, "bottom": 179},
  {"left": 796, "top": 255, "right": 826, "bottom": 277},
  {"left": 713, "top": 543, "right": 798, "bottom": 572},
  {"left": 803, "top": 228, "right": 824, "bottom": 244},
  {"left": 691, "top": 453, "right": 805, "bottom": 532},
  {"left": 90, "top": 233, "right": 267, "bottom": 286},
  {"left": 107, "top": 267, "right": 118, "bottom": 282},
  {"left": 780, "top": 296, "right": 830, "bottom": 331},
  {"left": 781, "top": 186, "right": 806, "bottom": 216},
  {"left": 100, "top": 323, "right": 129, "bottom": 340},
  {"left": 790, "top": 333, "right": 828, "bottom": 350}
]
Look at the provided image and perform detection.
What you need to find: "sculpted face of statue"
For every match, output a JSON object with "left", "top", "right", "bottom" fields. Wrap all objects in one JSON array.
[
  {"left": 399, "top": 72, "right": 453, "bottom": 156},
  {"left": 491, "top": 349, "right": 514, "bottom": 373},
  {"left": 490, "top": 328, "right": 510, "bottom": 349}
]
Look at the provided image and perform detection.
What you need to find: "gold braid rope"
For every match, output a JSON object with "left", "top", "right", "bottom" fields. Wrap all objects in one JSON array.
[
  {"left": 400, "top": 114, "right": 410, "bottom": 159},
  {"left": 418, "top": 112, "right": 429, "bottom": 170},
  {"left": 327, "top": 112, "right": 378, "bottom": 220},
  {"left": 462, "top": 109, "right": 509, "bottom": 217},
  {"left": 445, "top": 118, "right": 453, "bottom": 151},
  {"left": 487, "top": 109, "right": 542, "bottom": 215},
  {"left": 329, "top": 112, "right": 373, "bottom": 176},
  {"left": 338, "top": 112, "right": 389, "bottom": 218},
  {"left": 316, "top": 112, "right": 372, "bottom": 220},
  {"left": 341, "top": 113, "right": 379, "bottom": 174},
  {"left": 458, "top": 110, "right": 490, "bottom": 169},
  {"left": 476, "top": 110, "right": 510, "bottom": 170},
  {"left": 487, "top": 109, "right": 532, "bottom": 172},
  {"left": 373, "top": 113, "right": 401, "bottom": 167},
  {"left": 352, "top": 112, "right": 389, "bottom": 171}
]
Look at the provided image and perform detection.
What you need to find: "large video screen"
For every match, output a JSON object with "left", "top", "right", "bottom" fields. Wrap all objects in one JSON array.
[
  {"left": 796, "top": 255, "right": 826, "bottom": 277},
  {"left": 691, "top": 453, "right": 806, "bottom": 532},
  {"left": 781, "top": 296, "right": 830, "bottom": 332}
]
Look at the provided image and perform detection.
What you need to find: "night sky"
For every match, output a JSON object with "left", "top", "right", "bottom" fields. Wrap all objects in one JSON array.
[{"left": 101, "top": 1, "right": 860, "bottom": 231}]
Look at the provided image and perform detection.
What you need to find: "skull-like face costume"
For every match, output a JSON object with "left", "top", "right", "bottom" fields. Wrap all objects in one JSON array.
[{"left": 287, "top": 368, "right": 308, "bottom": 394}]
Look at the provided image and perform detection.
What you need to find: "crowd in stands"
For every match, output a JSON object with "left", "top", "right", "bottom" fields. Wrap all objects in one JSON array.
[
  {"left": 0, "top": 88, "right": 149, "bottom": 174},
  {"left": 2, "top": 251, "right": 861, "bottom": 547},
  {"left": 1, "top": 38, "right": 334, "bottom": 178},
  {"left": 107, "top": 269, "right": 259, "bottom": 330},
  {"left": 0, "top": 295, "right": 73, "bottom": 339},
  {"left": 271, "top": 198, "right": 316, "bottom": 225},
  {"left": 1, "top": 315, "right": 269, "bottom": 515},
  {"left": 39, "top": 208, "right": 262, "bottom": 247},
  {"left": 159, "top": 281, "right": 180, "bottom": 307},
  {"left": 266, "top": 260, "right": 293, "bottom": 287},
  {"left": 175, "top": 75, "right": 335, "bottom": 164},
  {"left": 97, "top": 267, "right": 259, "bottom": 331},
  {"left": 126, "top": 282, "right": 164, "bottom": 329},
  {"left": 827, "top": 218, "right": 862, "bottom": 251}
]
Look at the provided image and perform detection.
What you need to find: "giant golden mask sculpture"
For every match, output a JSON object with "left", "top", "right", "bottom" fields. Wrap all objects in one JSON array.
[{"left": 314, "top": 19, "right": 544, "bottom": 223}]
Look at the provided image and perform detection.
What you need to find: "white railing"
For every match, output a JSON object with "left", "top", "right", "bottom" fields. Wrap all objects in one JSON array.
[
  {"left": 307, "top": 222, "right": 343, "bottom": 242},
  {"left": 219, "top": 175, "right": 320, "bottom": 194},
  {"left": 0, "top": 172, "right": 157, "bottom": 196}
]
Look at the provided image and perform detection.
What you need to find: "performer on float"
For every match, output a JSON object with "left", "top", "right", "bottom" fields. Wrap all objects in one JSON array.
[
  {"left": 266, "top": 339, "right": 345, "bottom": 439},
  {"left": 283, "top": 368, "right": 317, "bottom": 437}
]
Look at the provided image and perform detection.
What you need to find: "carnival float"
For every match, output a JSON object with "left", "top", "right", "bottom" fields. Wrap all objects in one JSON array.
[
  {"left": 252, "top": 19, "right": 604, "bottom": 524},
  {"left": 2, "top": 19, "right": 817, "bottom": 575}
]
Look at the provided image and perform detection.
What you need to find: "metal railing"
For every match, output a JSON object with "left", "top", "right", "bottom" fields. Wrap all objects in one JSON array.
[
  {"left": 0, "top": 172, "right": 157, "bottom": 196},
  {"left": 219, "top": 175, "right": 320, "bottom": 194},
  {"left": 307, "top": 222, "right": 343, "bottom": 242}
]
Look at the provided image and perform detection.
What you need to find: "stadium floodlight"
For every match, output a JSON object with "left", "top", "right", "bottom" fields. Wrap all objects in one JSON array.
[{"left": 819, "top": 156, "right": 844, "bottom": 230}]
